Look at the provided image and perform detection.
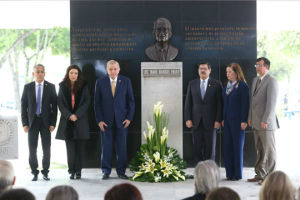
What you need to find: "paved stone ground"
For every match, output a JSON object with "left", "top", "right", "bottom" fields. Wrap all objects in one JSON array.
[
  {"left": 11, "top": 167, "right": 299, "bottom": 200},
  {"left": 8, "top": 116, "right": 300, "bottom": 200}
]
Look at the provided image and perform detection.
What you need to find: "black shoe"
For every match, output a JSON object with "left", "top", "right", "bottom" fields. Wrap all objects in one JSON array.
[
  {"left": 118, "top": 174, "right": 129, "bottom": 180},
  {"left": 43, "top": 174, "right": 50, "bottom": 181},
  {"left": 102, "top": 174, "right": 110, "bottom": 180},
  {"left": 70, "top": 173, "right": 75, "bottom": 180},
  {"left": 185, "top": 174, "right": 194, "bottom": 179},
  {"left": 75, "top": 173, "right": 81, "bottom": 179},
  {"left": 32, "top": 175, "right": 38, "bottom": 181}
]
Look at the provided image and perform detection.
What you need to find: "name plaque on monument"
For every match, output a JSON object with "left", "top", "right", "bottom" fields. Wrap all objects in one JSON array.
[
  {"left": 141, "top": 62, "right": 183, "bottom": 157},
  {"left": 143, "top": 69, "right": 181, "bottom": 77}
]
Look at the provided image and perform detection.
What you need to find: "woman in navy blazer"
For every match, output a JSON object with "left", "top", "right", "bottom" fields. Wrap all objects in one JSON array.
[{"left": 222, "top": 63, "right": 249, "bottom": 180}]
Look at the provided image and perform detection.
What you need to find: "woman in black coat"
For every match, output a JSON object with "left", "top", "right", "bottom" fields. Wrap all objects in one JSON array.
[{"left": 56, "top": 64, "right": 90, "bottom": 179}]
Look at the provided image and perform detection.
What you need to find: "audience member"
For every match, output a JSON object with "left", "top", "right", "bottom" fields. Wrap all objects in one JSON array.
[
  {"left": 182, "top": 160, "right": 220, "bottom": 200},
  {"left": 104, "top": 183, "right": 142, "bottom": 200},
  {"left": 46, "top": 185, "right": 78, "bottom": 200},
  {"left": 0, "top": 160, "right": 15, "bottom": 194},
  {"left": 259, "top": 171, "right": 296, "bottom": 200},
  {"left": 0, "top": 188, "right": 35, "bottom": 200},
  {"left": 206, "top": 187, "right": 240, "bottom": 200}
]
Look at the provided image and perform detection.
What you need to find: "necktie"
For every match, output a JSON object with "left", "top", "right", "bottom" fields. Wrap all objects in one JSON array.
[
  {"left": 111, "top": 80, "right": 116, "bottom": 97},
  {"left": 201, "top": 80, "right": 206, "bottom": 99},
  {"left": 36, "top": 83, "right": 42, "bottom": 115},
  {"left": 255, "top": 78, "right": 261, "bottom": 93}
]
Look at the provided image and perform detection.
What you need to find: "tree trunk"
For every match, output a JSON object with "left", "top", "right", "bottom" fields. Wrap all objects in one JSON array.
[{"left": 8, "top": 53, "right": 21, "bottom": 112}]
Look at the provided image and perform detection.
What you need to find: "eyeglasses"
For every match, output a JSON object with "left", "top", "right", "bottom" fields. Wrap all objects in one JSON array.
[{"left": 254, "top": 64, "right": 264, "bottom": 68}]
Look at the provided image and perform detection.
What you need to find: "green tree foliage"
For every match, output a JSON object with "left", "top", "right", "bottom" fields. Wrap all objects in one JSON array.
[
  {"left": 50, "top": 27, "right": 70, "bottom": 57},
  {"left": 257, "top": 31, "right": 300, "bottom": 81},
  {"left": 0, "top": 27, "right": 70, "bottom": 111}
]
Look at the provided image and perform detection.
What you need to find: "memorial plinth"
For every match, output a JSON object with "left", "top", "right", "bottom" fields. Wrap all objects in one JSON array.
[{"left": 141, "top": 62, "right": 183, "bottom": 157}]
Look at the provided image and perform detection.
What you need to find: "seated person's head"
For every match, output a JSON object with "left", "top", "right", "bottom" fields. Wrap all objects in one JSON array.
[
  {"left": 194, "top": 160, "right": 220, "bottom": 195},
  {"left": 259, "top": 171, "right": 296, "bottom": 200},
  {"left": 0, "top": 160, "right": 15, "bottom": 194},
  {"left": 46, "top": 185, "right": 78, "bottom": 200},
  {"left": 104, "top": 183, "right": 142, "bottom": 200},
  {"left": 206, "top": 187, "right": 240, "bottom": 200},
  {"left": 0, "top": 188, "right": 35, "bottom": 200}
]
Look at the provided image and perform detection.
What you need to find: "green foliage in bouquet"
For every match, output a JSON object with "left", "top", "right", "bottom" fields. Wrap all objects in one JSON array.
[{"left": 129, "top": 102, "right": 187, "bottom": 182}]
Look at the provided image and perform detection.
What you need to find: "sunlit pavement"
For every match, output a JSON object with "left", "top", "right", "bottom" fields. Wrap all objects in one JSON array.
[{"left": 8, "top": 115, "right": 300, "bottom": 200}]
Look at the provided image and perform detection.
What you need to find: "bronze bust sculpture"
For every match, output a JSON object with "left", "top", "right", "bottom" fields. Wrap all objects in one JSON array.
[{"left": 145, "top": 17, "right": 178, "bottom": 62}]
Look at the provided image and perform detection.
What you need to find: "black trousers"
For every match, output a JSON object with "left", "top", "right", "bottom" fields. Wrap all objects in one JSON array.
[
  {"left": 192, "top": 120, "right": 216, "bottom": 165},
  {"left": 65, "top": 139, "right": 84, "bottom": 174},
  {"left": 28, "top": 116, "right": 51, "bottom": 175}
]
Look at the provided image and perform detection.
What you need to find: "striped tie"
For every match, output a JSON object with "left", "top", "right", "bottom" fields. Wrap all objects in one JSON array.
[{"left": 200, "top": 80, "right": 205, "bottom": 99}]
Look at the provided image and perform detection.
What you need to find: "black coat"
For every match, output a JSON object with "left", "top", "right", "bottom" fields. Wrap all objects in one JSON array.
[
  {"left": 21, "top": 80, "right": 57, "bottom": 128},
  {"left": 56, "top": 82, "right": 90, "bottom": 140},
  {"left": 182, "top": 193, "right": 206, "bottom": 200},
  {"left": 184, "top": 78, "right": 222, "bottom": 130}
]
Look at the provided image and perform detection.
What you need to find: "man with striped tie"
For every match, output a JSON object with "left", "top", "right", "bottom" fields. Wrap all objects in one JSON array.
[{"left": 21, "top": 64, "right": 57, "bottom": 181}]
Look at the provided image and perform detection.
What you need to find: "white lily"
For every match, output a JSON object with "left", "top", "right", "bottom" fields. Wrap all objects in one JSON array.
[
  {"left": 153, "top": 152, "right": 160, "bottom": 163},
  {"left": 132, "top": 171, "right": 143, "bottom": 180},
  {"left": 161, "top": 134, "right": 168, "bottom": 144},
  {"left": 179, "top": 174, "right": 186, "bottom": 180},
  {"left": 154, "top": 175, "right": 161, "bottom": 183},
  {"left": 160, "top": 159, "right": 167, "bottom": 168},
  {"left": 154, "top": 101, "right": 163, "bottom": 117},
  {"left": 172, "top": 174, "right": 179, "bottom": 181},
  {"left": 162, "top": 168, "right": 172, "bottom": 177}
]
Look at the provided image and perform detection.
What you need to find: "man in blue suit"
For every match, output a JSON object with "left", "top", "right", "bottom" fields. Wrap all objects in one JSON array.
[{"left": 94, "top": 60, "right": 135, "bottom": 180}]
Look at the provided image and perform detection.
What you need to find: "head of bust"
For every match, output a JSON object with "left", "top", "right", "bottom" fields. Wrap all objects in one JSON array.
[{"left": 153, "top": 18, "right": 172, "bottom": 43}]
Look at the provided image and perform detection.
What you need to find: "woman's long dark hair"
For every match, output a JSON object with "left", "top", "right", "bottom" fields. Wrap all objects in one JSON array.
[{"left": 62, "top": 64, "right": 84, "bottom": 93}]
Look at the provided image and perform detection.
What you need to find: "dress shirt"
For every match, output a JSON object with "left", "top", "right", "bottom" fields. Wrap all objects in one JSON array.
[
  {"left": 109, "top": 76, "right": 118, "bottom": 85},
  {"left": 259, "top": 72, "right": 267, "bottom": 81},
  {"left": 199, "top": 77, "right": 209, "bottom": 92}
]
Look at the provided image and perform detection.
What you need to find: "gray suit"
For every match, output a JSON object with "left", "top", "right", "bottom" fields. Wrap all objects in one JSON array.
[{"left": 248, "top": 73, "right": 279, "bottom": 179}]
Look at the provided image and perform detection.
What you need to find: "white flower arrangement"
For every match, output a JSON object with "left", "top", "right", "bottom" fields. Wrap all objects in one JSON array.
[{"left": 129, "top": 102, "right": 187, "bottom": 182}]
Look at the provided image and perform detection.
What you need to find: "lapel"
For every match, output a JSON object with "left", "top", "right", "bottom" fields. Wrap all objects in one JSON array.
[
  {"left": 203, "top": 78, "right": 212, "bottom": 101},
  {"left": 106, "top": 76, "right": 114, "bottom": 98},
  {"left": 30, "top": 82, "right": 37, "bottom": 106},
  {"left": 254, "top": 74, "right": 270, "bottom": 95},
  {"left": 194, "top": 79, "right": 202, "bottom": 101},
  {"left": 42, "top": 81, "right": 48, "bottom": 106},
  {"left": 114, "top": 75, "right": 122, "bottom": 98},
  {"left": 252, "top": 77, "right": 258, "bottom": 95}
]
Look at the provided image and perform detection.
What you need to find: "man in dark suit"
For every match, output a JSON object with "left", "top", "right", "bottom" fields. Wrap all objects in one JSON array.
[
  {"left": 21, "top": 64, "right": 57, "bottom": 181},
  {"left": 184, "top": 62, "right": 222, "bottom": 164},
  {"left": 94, "top": 60, "right": 135, "bottom": 180}
]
